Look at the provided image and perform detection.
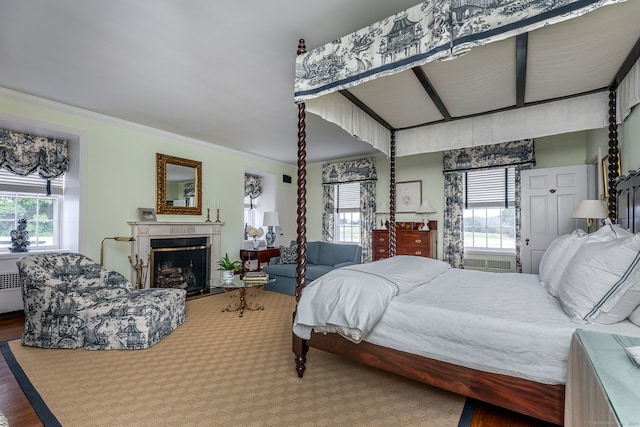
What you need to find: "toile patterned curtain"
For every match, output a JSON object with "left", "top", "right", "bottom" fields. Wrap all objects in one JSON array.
[
  {"left": 442, "top": 139, "right": 535, "bottom": 270},
  {"left": 0, "top": 130, "right": 69, "bottom": 196},
  {"left": 0, "top": 129, "right": 69, "bottom": 179},
  {"left": 295, "top": 0, "right": 620, "bottom": 102},
  {"left": 244, "top": 174, "right": 262, "bottom": 208},
  {"left": 322, "top": 157, "right": 377, "bottom": 262}
]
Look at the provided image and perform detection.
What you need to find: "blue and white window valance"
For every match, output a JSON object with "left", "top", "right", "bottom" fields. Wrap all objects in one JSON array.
[{"left": 0, "top": 129, "right": 69, "bottom": 179}]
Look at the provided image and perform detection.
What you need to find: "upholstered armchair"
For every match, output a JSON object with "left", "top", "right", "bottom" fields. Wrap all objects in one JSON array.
[{"left": 17, "top": 252, "right": 134, "bottom": 349}]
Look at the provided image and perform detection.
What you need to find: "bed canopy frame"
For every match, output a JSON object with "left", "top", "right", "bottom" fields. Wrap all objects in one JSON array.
[{"left": 292, "top": 1, "right": 640, "bottom": 424}]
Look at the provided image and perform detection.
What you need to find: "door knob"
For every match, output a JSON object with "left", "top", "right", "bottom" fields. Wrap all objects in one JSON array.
[{"left": 525, "top": 238, "right": 530, "bottom": 246}]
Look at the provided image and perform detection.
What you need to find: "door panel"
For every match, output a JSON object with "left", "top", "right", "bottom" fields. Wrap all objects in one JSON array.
[{"left": 521, "top": 165, "right": 592, "bottom": 274}]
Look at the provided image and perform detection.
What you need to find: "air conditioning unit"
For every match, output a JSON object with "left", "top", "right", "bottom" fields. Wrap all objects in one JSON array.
[{"left": 463, "top": 255, "right": 516, "bottom": 273}]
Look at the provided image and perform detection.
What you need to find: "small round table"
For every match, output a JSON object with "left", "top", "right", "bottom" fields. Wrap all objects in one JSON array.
[{"left": 213, "top": 275, "right": 273, "bottom": 317}]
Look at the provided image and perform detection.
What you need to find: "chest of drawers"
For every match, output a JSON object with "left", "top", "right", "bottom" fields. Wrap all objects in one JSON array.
[{"left": 372, "top": 226, "right": 436, "bottom": 261}]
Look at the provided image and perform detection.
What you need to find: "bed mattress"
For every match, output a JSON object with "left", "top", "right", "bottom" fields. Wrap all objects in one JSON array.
[{"left": 363, "top": 268, "right": 640, "bottom": 384}]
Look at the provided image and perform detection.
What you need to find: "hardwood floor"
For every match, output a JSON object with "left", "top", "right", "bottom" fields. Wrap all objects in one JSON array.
[
  {"left": 0, "top": 312, "right": 557, "bottom": 427},
  {"left": 0, "top": 312, "right": 42, "bottom": 426}
]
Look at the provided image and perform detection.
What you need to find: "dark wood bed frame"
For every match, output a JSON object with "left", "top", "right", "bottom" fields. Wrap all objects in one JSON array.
[{"left": 291, "top": 38, "right": 630, "bottom": 426}]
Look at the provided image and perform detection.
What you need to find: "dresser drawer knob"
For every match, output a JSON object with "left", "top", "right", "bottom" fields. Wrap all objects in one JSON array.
[
  {"left": 415, "top": 239, "right": 422, "bottom": 244},
  {"left": 414, "top": 251, "right": 422, "bottom": 255},
  {"left": 378, "top": 249, "right": 386, "bottom": 254},
  {"left": 378, "top": 238, "right": 386, "bottom": 242}
]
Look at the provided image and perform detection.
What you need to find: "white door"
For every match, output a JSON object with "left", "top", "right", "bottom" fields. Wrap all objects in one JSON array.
[{"left": 521, "top": 165, "right": 594, "bottom": 274}]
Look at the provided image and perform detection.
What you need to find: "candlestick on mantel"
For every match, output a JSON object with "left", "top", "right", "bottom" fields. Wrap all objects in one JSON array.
[
  {"left": 216, "top": 208, "right": 220, "bottom": 222},
  {"left": 205, "top": 208, "right": 211, "bottom": 222}
]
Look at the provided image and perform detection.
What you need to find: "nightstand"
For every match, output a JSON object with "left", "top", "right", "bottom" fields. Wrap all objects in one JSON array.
[{"left": 565, "top": 329, "right": 640, "bottom": 427}]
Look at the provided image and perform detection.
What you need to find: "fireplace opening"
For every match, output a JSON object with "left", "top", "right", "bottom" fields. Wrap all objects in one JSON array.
[{"left": 150, "top": 237, "right": 210, "bottom": 296}]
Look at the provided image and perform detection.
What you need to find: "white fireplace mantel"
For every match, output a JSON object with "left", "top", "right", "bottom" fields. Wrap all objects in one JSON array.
[{"left": 128, "top": 221, "right": 224, "bottom": 289}]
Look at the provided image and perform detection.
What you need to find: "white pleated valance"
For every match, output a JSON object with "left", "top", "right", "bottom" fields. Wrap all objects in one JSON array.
[{"left": 617, "top": 59, "right": 640, "bottom": 123}]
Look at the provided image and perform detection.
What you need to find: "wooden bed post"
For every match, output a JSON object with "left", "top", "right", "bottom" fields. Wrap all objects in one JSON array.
[
  {"left": 293, "top": 38, "right": 309, "bottom": 378},
  {"left": 607, "top": 87, "right": 619, "bottom": 221},
  {"left": 389, "top": 130, "right": 397, "bottom": 256}
]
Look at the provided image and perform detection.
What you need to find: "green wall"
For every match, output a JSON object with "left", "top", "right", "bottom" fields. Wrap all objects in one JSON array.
[
  {"left": 0, "top": 90, "right": 296, "bottom": 277},
  {"left": 305, "top": 105, "right": 640, "bottom": 259},
  {"left": 3, "top": 86, "right": 637, "bottom": 270}
]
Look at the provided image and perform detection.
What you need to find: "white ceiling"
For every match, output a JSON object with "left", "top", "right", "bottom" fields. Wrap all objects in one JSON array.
[{"left": 0, "top": 0, "right": 423, "bottom": 165}]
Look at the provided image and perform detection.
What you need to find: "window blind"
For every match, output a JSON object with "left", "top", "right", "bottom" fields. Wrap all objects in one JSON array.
[
  {"left": 0, "top": 169, "right": 65, "bottom": 195},
  {"left": 465, "top": 168, "right": 515, "bottom": 208},
  {"left": 336, "top": 182, "right": 360, "bottom": 211}
]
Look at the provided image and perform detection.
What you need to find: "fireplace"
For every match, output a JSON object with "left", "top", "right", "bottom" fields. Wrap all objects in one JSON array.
[
  {"left": 128, "top": 221, "right": 224, "bottom": 290},
  {"left": 150, "top": 237, "right": 210, "bottom": 295}
]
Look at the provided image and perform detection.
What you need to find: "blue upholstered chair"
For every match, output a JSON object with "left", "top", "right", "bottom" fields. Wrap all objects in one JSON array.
[{"left": 262, "top": 241, "right": 362, "bottom": 295}]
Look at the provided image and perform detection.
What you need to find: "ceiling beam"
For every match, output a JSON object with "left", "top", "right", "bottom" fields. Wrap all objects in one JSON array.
[
  {"left": 338, "top": 90, "right": 394, "bottom": 131},
  {"left": 515, "top": 33, "right": 528, "bottom": 107},
  {"left": 412, "top": 67, "right": 452, "bottom": 121}
]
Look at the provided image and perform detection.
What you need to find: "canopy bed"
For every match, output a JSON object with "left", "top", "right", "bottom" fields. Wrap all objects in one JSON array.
[{"left": 290, "top": 1, "right": 640, "bottom": 425}]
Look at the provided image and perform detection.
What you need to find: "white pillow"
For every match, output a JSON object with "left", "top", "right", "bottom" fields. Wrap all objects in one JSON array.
[
  {"left": 629, "top": 305, "right": 640, "bottom": 327},
  {"left": 547, "top": 230, "right": 588, "bottom": 297},
  {"left": 539, "top": 231, "right": 585, "bottom": 288},
  {"left": 557, "top": 233, "right": 640, "bottom": 324},
  {"left": 588, "top": 219, "right": 633, "bottom": 242}
]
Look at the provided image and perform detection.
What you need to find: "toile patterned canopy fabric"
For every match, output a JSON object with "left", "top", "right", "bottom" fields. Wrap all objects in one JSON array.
[{"left": 294, "top": 0, "right": 621, "bottom": 102}]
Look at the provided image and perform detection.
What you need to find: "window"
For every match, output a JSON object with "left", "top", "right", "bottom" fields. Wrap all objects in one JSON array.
[
  {"left": 243, "top": 195, "right": 258, "bottom": 228},
  {"left": 463, "top": 168, "right": 515, "bottom": 252},
  {"left": 0, "top": 170, "right": 63, "bottom": 252},
  {"left": 334, "top": 182, "right": 360, "bottom": 243}
]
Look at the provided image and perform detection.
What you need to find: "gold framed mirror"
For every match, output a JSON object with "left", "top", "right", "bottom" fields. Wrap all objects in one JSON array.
[{"left": 156, "top": 153, "right": 202, "bottom": 215}]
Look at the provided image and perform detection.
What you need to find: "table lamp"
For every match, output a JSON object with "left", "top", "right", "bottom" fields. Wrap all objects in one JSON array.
[
  {"left": 571, "top": 200, "right": 608, "bottom": 230},
  {"left": 263, "top": 211, "right": 280, "bottom": 247},
  {"left": 416, "top": 200, "right": 436, "bottom": 230}
]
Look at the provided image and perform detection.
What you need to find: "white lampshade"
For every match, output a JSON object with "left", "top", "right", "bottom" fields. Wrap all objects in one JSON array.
[
  {"left": 416, "top": 200, "right": 436, "bottom": 214},
  {"left": 571, "top": 200, "right": 608, "bottom": 219},
  {"left": 263, "top": 211, "right": 280, "bottom": 227}
]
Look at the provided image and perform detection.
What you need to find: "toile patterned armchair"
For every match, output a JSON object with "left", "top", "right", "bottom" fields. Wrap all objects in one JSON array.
[{"left": 17, "top": 252, "right": 185, "bottom": 350}]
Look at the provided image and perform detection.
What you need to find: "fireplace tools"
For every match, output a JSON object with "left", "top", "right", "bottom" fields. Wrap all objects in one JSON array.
[{"left": 129, "top": 253, "right": 150, "bottom": 289}]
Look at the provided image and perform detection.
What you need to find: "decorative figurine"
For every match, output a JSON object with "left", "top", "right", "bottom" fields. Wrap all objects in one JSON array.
[{"left": 10, "top": 218, "right": 30, "bottom": 253}]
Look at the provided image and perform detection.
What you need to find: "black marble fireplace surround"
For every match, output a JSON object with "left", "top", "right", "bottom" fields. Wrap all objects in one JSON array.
[{"left": 150, "top": 237, "right": 210, "bottom": 295}]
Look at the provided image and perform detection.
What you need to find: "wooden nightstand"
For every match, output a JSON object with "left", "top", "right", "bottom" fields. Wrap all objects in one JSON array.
[
  {"left": 240, "top": 247, "right": 281, "bottom": 272},
  {"left": 565, "top": 329, "right": 640, "bottom": 427}
]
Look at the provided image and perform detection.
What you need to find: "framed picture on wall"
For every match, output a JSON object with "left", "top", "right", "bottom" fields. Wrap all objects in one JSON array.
[
  {"left": 601, "top": 153, "right": 621, "bottom": 199},
  {"left": 138, "top": 208, "right": 157, "bottom": 222},
  {"left": 395, "top": 180, "right": 422, "bottom": 213}
]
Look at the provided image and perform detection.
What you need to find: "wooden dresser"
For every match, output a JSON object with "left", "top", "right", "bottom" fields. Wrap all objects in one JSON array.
[{"left": 372, "top": 222, "right": 437, "bottom": 261}]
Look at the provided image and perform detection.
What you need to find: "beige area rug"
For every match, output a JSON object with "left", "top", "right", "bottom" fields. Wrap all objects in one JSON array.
[{"left": 8, "top": 289, "right": 466, "bottom": 426}]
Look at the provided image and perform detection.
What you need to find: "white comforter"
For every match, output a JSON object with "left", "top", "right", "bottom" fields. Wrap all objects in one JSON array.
[
  {"left": 293, "top": 256, "right": 450, "bottom": 342},
  {"left": 292, "top": 256, "right": 640, "bottom": 384}
]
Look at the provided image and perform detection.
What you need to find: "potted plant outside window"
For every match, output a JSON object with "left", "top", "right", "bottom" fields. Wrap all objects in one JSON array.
[{"left": 217, "top": 253, "right": 242, "bottom": 282}]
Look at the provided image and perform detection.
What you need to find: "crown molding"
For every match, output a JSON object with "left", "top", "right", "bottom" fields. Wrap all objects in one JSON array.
[{"left": 0, "top": 86, "right": 290, "bottom": 167}]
